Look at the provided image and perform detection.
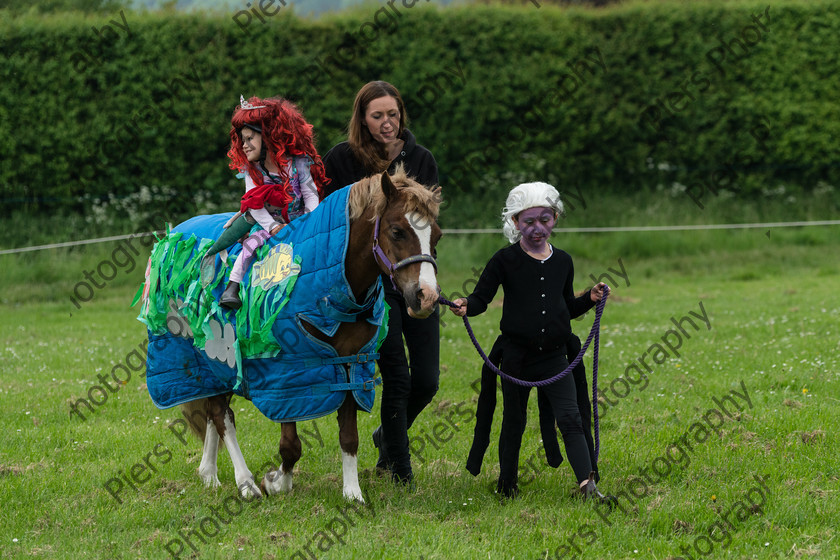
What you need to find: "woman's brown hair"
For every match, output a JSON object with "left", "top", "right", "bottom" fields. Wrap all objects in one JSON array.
[{"left": 348, "top": 81, "right": 409, "bottom": 174}]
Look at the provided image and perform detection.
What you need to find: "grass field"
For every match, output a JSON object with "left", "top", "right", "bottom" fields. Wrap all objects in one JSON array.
[{"left": 1, "top": 199, "right": 839, "bottom": 559}]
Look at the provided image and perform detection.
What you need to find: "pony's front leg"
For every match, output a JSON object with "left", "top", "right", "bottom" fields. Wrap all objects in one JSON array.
[
  {"left": 208, "top": 396, "right": 261, "bottom": 499},
  {"left": 262, "top": 423, "right": 300, "bottom": 495},
  {"left": 337, "top": 397, "right": 363, "bottom": 502}
]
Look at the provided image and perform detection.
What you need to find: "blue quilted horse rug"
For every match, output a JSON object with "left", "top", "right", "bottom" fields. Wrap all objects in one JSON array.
[{"left": 137, "top": 186, "right": 387, "bottom": 422}]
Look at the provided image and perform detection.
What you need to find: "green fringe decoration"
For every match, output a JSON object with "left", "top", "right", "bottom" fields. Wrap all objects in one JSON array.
[
  {"left": 376, "top": 301, "right": 391, "bottom": 351},
  {"left": 138, "top": 232, "right": 298, "bottom": 361},
  {"left": 235, "top": 242, "right": 299, "bottom": 358},
  {"left": 137, "top": 229, "right": 384, "bottom": 394}
]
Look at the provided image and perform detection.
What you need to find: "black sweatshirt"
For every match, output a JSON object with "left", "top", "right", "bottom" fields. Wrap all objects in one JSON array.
[
  {"left": 466, "top": 243, "right": 594, "bottom": 352},
  {"left": 321, "top": 129, "right": 438, "bottom": 196}
]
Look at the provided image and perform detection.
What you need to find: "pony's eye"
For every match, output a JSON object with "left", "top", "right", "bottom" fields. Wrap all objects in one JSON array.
[{"left": 390, "top": 228, "right": 406, "bottom": 241}]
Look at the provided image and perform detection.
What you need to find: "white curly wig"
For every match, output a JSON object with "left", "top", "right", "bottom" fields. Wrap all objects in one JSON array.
[{"left": 501, "top": 182, "right": 565, "bottom": 243}]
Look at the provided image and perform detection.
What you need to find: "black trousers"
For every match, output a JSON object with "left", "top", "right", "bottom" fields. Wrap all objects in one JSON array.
[
  {"left": 498, "top": 350, "right": 593, "bottom": 489},
  {"left": 376, "top": 285, "right": 440, "bottom": 478},
  {"left": 540, "top": 335, "right": 599, "bottom": 481},
  {"left": 467, "top": 334, "right": 600, "bottom": 483}
]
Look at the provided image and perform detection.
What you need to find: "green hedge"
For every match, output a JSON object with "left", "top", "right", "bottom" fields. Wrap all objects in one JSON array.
[{"left": 1, "top": 0, "right": 838, "bottom": 226}]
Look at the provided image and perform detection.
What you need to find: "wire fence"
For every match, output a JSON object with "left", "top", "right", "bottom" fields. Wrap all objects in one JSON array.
[{"left": 1, "top": 220, "right": 839, "bottom": 255}]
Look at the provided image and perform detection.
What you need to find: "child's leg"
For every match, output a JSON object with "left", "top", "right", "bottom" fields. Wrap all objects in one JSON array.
[
  {"left": 498, "top": 381, "right": 530, "bottom": 494},
  {"left": 228, "top": 229, "right": 271, "bottom": 284},
  {"left": 228, "top": 253, "right": 247, "bottom": 285},
  {"left": 540, "top": 372, "right": 593, "bottom": 484},
  {"left": 566, "top": 334, "right": 599, "bottom": 480},
  {"left": 220, "top": 229, "right": 271, "bottom": 309},
  {"left": 205, "top": 214, "right": 252, "bottom": 258},
  {"left": 572, "top": 357, "right": 598, "bottom": 480}
]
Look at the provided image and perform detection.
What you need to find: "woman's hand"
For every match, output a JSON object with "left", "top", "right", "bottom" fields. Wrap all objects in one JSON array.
[
  {"left": 590, "top": 282, "right": 607, "bottom": 302},
  {"left": 450, "top": 298, "right": 467, "bottom": 317}
]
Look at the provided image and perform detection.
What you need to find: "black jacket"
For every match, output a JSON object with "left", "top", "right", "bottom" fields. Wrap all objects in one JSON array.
[
  {"left": 322, "top": 129, "right": 438, "bottom": 196},
  {"left": 466, "top": 244, "right": 595, "bottom": 351}
]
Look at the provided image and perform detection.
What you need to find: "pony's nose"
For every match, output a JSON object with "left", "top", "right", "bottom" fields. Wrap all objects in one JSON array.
[{"left": 416, "top": 285, "right": 439, "bottom": 311}]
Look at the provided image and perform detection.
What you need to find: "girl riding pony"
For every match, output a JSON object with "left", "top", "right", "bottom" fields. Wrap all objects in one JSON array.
[{"left": 204, "top": 95, "right": 329, "bottom": 310}]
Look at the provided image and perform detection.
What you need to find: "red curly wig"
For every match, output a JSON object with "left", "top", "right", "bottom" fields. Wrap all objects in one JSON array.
[{"left": 227, "top": 96, "right": 330, "bottom": 205}]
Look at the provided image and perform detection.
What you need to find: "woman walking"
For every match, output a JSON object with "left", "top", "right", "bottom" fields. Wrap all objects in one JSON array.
[{"left": 323, "top": 81, "right": 440, "bottom": 486}]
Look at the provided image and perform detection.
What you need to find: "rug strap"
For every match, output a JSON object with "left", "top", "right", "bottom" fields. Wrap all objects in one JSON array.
[
  {"left": 303, "top": 353, "right": 379, "bottom": 367},
  {"left": 310, "top": 378, "right": 382, "bottom": 394}
]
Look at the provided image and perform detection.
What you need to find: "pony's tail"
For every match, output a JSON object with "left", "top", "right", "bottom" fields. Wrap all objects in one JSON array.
[
  {"left": 180, "top": 400, "right": 208, "bottom": 441},
  {"left": 179, "top": 399, "right": 225, "bottom": 448}
]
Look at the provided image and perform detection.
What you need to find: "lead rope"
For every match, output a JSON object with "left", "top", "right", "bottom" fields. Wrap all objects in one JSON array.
[{"left": 439, "top": 285, "right": 609, "bottom": 460}]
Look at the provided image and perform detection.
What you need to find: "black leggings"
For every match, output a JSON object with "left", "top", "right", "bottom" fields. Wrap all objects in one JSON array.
[
  {"left": 499, "top": 352, "right": 593, "bottom": 488},
  {"left": 376, "top": 285, "right": 440, "bottom": 479}
]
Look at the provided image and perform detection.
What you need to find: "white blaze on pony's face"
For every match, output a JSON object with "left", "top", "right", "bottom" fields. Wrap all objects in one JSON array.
[
  {"left": 404, "top": 210, "right": 440, "bottom": 318},
  {"left": 380, "top": 208, "right": 441, "bottom": 319}
]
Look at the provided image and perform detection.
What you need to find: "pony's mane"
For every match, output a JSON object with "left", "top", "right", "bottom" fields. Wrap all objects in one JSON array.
[{"left": 347, "top": 164, "right": 440, "bottom": 223}]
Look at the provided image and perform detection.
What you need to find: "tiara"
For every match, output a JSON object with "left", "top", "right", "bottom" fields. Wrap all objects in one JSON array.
[{"left": 240, "top": 95, "right": 266, "bottom": 110}]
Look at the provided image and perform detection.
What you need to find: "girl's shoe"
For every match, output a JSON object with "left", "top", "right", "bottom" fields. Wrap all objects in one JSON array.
[
  {"left": 580, "top": 471, "right": 618, "bottom": 508},
  {"left": 220, "top": 281, "right": 242, "bottom": 310},
  {"left": 496, "top": 478, "right": 519, "bottom": 499}
]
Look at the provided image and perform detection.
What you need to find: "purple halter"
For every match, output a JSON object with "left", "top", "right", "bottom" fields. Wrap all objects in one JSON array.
[{"left": 371, "top": 215, "right": 438, "bottom": 290}]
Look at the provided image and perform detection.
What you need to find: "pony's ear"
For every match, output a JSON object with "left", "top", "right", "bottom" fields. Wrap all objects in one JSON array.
[{"left": 380, "top": 170, "right": 398, "bottom": 201}]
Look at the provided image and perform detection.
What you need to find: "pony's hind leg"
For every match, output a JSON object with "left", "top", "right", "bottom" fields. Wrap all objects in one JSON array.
[
  {"left": 206, "top": 395, "right": 261, "bottom": 499},
  {"left": 198, "top": 414, "right": 222, "bottom": 488},
  {"left": 179, "top": 399, "right": 221, "bottom": 488},
  {"left": 261, "top": 423, "right": 300, "bottom": 495},
  {"left": 337, "top": 397, "right": 364, "bottom": 502}
]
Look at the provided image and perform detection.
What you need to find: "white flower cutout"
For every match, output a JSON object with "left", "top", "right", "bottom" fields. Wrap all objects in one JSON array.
[
  {"left": 166, "top": 299, "right": 194, "bottom": 339},
  {"left": 205, "top": 319, "right": 237, "bottom": 369}
]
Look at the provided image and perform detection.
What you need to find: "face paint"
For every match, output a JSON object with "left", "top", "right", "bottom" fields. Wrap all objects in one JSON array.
[{"left": 514, "top": 206, "right": 556, "bottom": 254}]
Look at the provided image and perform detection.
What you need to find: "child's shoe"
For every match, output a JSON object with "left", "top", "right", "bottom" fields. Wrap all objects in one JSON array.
[
  {"left": 220, "top": 281, "right": 242, "bottom": 310},
  {"left": 580, "top": 471, "right": 617, "bottom": 508},
  {"left": 496, "top": 478, "right": 519, "bottom": 499}
]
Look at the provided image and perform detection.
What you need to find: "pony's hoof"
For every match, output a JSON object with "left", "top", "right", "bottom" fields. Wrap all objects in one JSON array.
[
  {"left": 343, "top": 486, "right": 365, "bottom": 503},
  {"left": 201, "top": 474, "right": 221, "bottom": 488},
  {"left": 238, "top": 480, "right": 262, "bottom": 500},
  {"left": 262, "top": 468, "right": 293, "bottom": 495}
]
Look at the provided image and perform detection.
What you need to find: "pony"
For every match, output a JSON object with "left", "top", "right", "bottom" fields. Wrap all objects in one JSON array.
[{"left": 139, "top": 166, "right": 441, "bottom": 502}]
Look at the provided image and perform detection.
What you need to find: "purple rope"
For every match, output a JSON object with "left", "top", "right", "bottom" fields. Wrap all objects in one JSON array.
[{"left": 440, "top": 286, "right": 609, "bottom": 460}]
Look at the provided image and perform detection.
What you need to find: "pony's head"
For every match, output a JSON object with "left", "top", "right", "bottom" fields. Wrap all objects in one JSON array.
[{"left": 349, "top": 165, "right": 442, "bottom": 319}]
